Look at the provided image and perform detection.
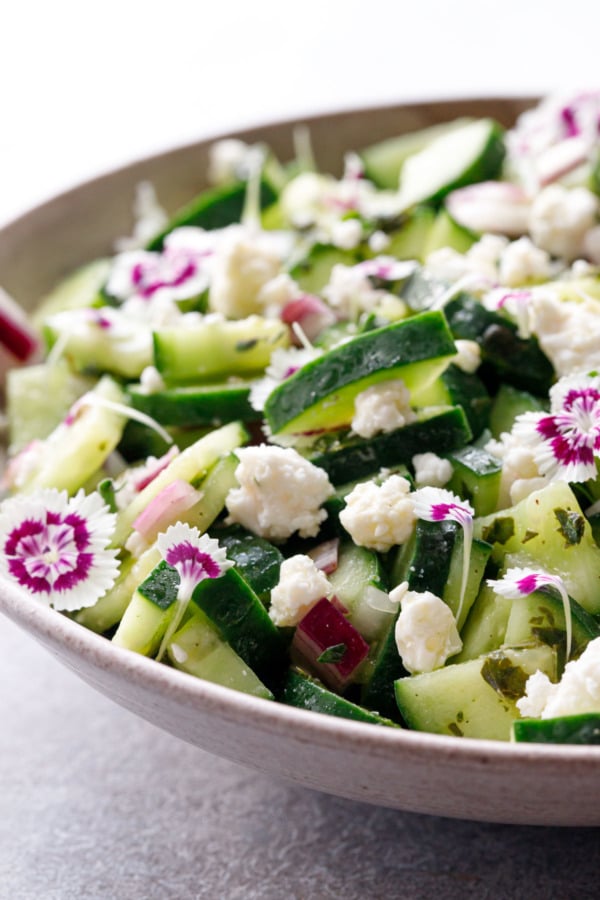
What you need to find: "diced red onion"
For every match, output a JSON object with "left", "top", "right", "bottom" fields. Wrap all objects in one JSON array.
[
  {"left": 291, "top": 597, "right": 369, "bottom": 692},
  {"left": 131, "top": 478, "right": 202, "bottom": 542},
  {"left": 307, "top": 537, "right": 339, "bottom": 574},
  {"left": 281, "top": 295, "right": 337, "bottom": 344},
  {"left": 537, "top": 136, "right": 591, "bottom": 186},
  {"left": 0, "top": 287, "right": 40, "bottom": 364},
  {"left": 446, "top": 181, "right": 530, "bottom": 237}
]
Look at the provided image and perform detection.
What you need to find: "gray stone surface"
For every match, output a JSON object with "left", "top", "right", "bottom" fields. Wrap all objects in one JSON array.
[{"left": 1, "top": 616, "right": 598, "bottom": 900}]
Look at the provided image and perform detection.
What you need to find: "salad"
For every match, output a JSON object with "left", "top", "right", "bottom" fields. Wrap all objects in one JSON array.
[{"left": 2, "top": 92, "right": 600, "bottom": 745}]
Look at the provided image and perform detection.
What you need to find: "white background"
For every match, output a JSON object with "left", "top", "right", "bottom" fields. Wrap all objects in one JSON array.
[{"left": 1, "top": 0, "right": 599, "bottom": 224}]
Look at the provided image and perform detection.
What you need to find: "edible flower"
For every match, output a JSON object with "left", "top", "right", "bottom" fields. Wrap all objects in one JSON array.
[
  {"left": 0, "top": 488, "right": 119, "bottom": 611},
  {"left": 155, "top": 522, "right": 233, "bottom": 660},
  {"left": 488, "top": 566, "right": 572, "bottom": 659},
  {"left": 412, "top": 487, "right": 474, "bottom": 624},
  {"left": 513, "top": 372, "right": 600, "bottom": 483},
  {"left": 484, "top": 287, "right": 533, "bottom": 338}
]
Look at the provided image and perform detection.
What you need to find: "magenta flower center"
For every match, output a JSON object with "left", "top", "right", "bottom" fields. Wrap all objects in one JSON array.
[
  {"left": 536, "top": 387, "right": 600, "bottom": 471},
  {"left": 429, "top": 502, "right": 472, "bottom": 527},
  {"left": 4, "top": 511, "right": 93, "bottom": 596},
  {"left": 164, "top": 540, "right": 222, "bottom": 597}
]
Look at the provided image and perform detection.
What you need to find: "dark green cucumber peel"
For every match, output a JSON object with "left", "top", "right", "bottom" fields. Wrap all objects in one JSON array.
[
  {"left": 311, "top": 406, "right": 471, "bottom": 486},
  {"left": 289, "top": 243, "right": 361, "bottom": 294},
  {"left": 127, "top": 382, "right": 256, "bottom": 427},
  {"left": 513, "top": 714, "right": 600, "bottom": 744},
  {"left": 438, "top": 365, "right": 491, "bottom": 439},
  {"left": 361, "top": 521, "right": 458, "bottom": 722},
  {"left": 216, "top": 526, "right": 284, "bottom": 602},
  {"left": 138, "top": 560, "right": 180, "bottom": 610},
  {"left": 443, "top": 293, "right": 555, "bottom": 396},
  {"left": 280, "top": 669, "right": 398, "bottom": 726},
  {"left": 264, "top": 310, "right": 457, "bottom": 435},
  {"left": 191, "top": 568, "right": 286, "bottom": 685},
  {"left": 146, "top": 179, "right": 278, "bottom": 251}
]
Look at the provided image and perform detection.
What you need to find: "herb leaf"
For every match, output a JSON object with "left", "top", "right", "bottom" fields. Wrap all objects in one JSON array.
[
  {"left": 480, "top": 654, "right": 527, "bottom": 701},
  {"left": 317, "top": 643, "right": 347, "bottom": 664},
  {"left": 554, "top": 508, "right": 585, "bottom": 547}
]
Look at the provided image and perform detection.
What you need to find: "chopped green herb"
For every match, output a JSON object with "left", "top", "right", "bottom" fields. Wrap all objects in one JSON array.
[
  {"left": 481, "top": 516, "right": 515, "bottom": 545},
  {"left": 522, "top": 529, "right": 539, "bottom": 544},
  {"left": 480, "top": 654, "right": 528, "bottom": 701},
  {"left": 317, "top": 643, "right": 348, "bottom": 664},
  {"left": 554, "top": 508, "right": 585, "bottom": 547}
]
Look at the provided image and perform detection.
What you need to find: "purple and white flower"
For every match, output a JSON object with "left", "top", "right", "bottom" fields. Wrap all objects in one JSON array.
[
  {"left": 484, "top": 287, "right": 533, "bottom": 338},
  {"left": 155, "top": 522, "right": 233, "bottom": 660},
  {"left": 488, "top": 566, "right": 572, "bottom": 659},
  {"left": 513, "top": 373, "right": 600, "bottom": 483},
  {"left": 412, "top": 487, "right": 474, "bottom": 623},
  {"left": 0, "top": 489, "right": 119, "bottom": 611}
]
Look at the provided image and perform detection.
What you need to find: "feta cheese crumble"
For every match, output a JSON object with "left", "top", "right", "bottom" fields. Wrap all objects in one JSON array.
[
  {"left": 339, "top": 474, "right": 416, "bottom": 552},
  {"left": 529, "top": 185, "right": 599, "bottom": 262},
  {"left": 269, "top": 554, "right": 332, "bottom": 627},
  {"left": 529, "top": 291, "right": 600, "bottom": 376},
  {"left": 485, "top": 431, "right": 546, "bottom": 507},
  {"left": 393, "top": 586, "right": 462, "bottom": 674},
  {"left": 517, "top": 636, "right": 600, "bottom": 719},
  {"left": 453, "top": 339, "right": 481, "bottom": 374},
  {"left": 412, "top": 452, "right": 453, "bottom": 488},
  {"left": 351, "top": 379, "right": 416, "bottom": 439},
  {"left": 209, "top": 226, "right": 286, "bottom": 319},
  {"left": 225, "top": 445, "right": 333, "bottom": 541}
]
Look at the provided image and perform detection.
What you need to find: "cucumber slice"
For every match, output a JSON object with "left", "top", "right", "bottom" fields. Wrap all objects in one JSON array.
[
  {"left": 146, "top": 179, "right": 278, "bottom": 251},
  {"left": 397, "top": 119, "right": 506, "bottom": 210},
  {"left": 382, "top": 207, "right": 436, "bottom": 263},
  {"left": 475, "top": 481, "right": 600, "bottom": 615},
  {"left": 504, "top": 588, "right": 600, "bottom": 670},
  {"left": 513, "top": 714, "right": 600, "bottom": 745},
  {"left": 311, "top": 406, "right": 471, "bottom": 486},
  {"left": 75, "top": 546, "right": 160, "bottom": 634},
  {"left": 112, "top": 559, "right": 180, "bottom": 656},
  {"left": 191, "top": 568, "right": 286, "bottom": 686},
  {"left": 359, "top": 118, "right": 475, "bottom": 190},
  {"left": 417, "top": 364, "right": 492, "bottom": 439},
  {"left": 454, "top": 583, "right": 513, "bottom": 663},
  {"left": 327, "top": 541, "right": 389, "bottom": 642},
  {"left": 442, "top": 535, "right": 492, "bottom": 631},
  {"left": 447, "top": 445, "right": 502, "bottom": 516},
  {"left": 422, "top": 209, "right": 475, "bottom": 256},
  {"left": 217, "top": 526, "right": 283, "bottom": 602},
  {"left": 167, "top": 610, "right": 274, "bottom": 700},
  {"left": 112, "top": 421, "right": 247, "bottom": 547},
  {"left": 31, "top": 258, "right": 110, "bottom": 327},
  {"left": 395, "top": 644, "right": 556, "bottom": 741},
  {"left": 489, "top": 383, "right": 547, "bottom": 439},
  {"left": 127, "top": 381, "right": 256, "bottom": 427},
  {"left": 6, "top": 360, "right": 94, "bottom": 454},
  {"left": 289, "top": 243, "right": 359, "bottom": 295},
  {"left": 16, "top": 376, "right": 127, "bottom": 495},
  {"left": 362, "top": 520, "right": 458, "bottom": 722},
  {"left": 280, "top": 669, "right": 397, "bottom": 726},
  {"left": 264, "top": 310, "right": 456, "bottom": 436},
  {"left": 444, "top": 293, "right": 554, "bottom": 397},
  {"left": 153, "top": 316, "right": 289, "bottom": 383}
]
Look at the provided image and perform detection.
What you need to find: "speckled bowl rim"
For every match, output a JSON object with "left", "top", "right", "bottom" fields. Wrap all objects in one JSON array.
[{"left": 2, "top": 95, "right": 600, "bottom": 826}]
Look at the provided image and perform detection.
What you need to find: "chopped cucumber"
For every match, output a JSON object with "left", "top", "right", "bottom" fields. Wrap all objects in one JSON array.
[
  {"left": 454, "top": 583, "right": 513, "bottom": 663},
  {"left": 280, "top": 669, "right": 397, "bottom": 726},
  {"left": 153, "top": 316, "right": 289, "bottom": 383},
  {"left": 75, "top": 547, "right": 160, "bottom": 634},
  {"left": 289, "top": 243, "right": 359, "bottom": 294},
  {"left": 327, "top": 541, "right": 389, "bottom": 642},
  {"left": 217, "top": 526, "right": 283, "bottom": 603},
  {"left": 397, "top": 118, "right": 505, "bottom": 210},
  {"left": 395, "top": 644, "right": 556, "bottom": 741},
  {"left": 127, "top": 381, "right": 256, "bottom": 427},
  {"left": 112, "top": 559, "right": 180, "bottom": 656},
  {"left": 512, "top": 714, "right": 600, "bottom": 745},
  {"left": 6, "top": 359, "right": 94, "bottom": 453},
  {"left": 447, "top": 445, "right": 502, "bottom": 516},
  {"left": 265, "top": 311, "right": 457, "bottom": 436},
  {"left": 488, "top": 383, "right": 547, "bottom": 439},
  {"left": 167, "top": 610, "right": 274, "bottom": 700},
  {"left": 359, "top": 118, "right": 475, "bottom": 189},
  {"left": 31, "top": 258, "right": 110, "bottom": 327},
  {"left": 475, "top": 481, "right": 600, "bottom": 615}
]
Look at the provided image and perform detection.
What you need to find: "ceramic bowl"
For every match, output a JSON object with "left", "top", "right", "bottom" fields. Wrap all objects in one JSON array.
[{"left": 2, "top": 97, "right": 600, "bottom": 827}]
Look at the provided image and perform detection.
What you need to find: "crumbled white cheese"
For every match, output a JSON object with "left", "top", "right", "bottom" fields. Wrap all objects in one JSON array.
[
  {"left": 529, "top": 291, "right": 600, "bottom": 377},
  {"left": 209, "top": 225, "right": 284, "bottom": 318},
  {"left": 368, "top": 230, "right": 390, "bottom": 253},
  {"left": 394, "top": 588, "right": 462, "bottom": 674},
  {"left": 207, "top": 139, "right": 265, "bottom": 186},
  {"left": 529, "top": 185, "right": 599, "bottom": 261},
  {"left": 498, "top": 236, "right": 554, "bottom": 286},
  {"left": 330, "top": 218, "right": 364, "bottom": 250},
  {"left": 453, "top": 339, "right": 482, "bottom": 374},
  {"left": 139, "top": 365, "right": 166, "bottom": 393},
  {"left": 517, "top": 636, "right": 600, "bottom": 719},
  {"left": 351, "top": 379, "right": 416, "bottom": 439},
  {"left": 322, "top": 263, "right": 390, "bottom": 318},
  {"left": 268, "top": 554, "right": 332, "bottom": 627},
  {"left": 255, "top": 272, "right": 299, "bottom": 317},
  {"left": 225, "top": 445, "right": 333, "bottom": 541},
  {"left": 412, "top": 452, "right": 453, "bottom": 488},
  {"left": 485, "top": 432, "right": 546, "bottom": 507},
  {"left": 339, "top": 474, "right": 416, "bottom": 552},
  {"left": 426, "top": 233, "right": 508, "bottom": 284}
]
